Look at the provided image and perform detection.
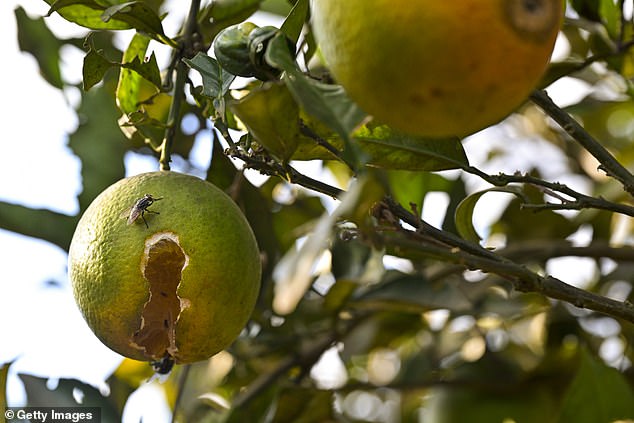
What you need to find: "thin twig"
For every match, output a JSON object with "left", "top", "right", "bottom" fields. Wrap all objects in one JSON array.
[{"left": 461, "top": 166, "right": 634, "bottom": 216}]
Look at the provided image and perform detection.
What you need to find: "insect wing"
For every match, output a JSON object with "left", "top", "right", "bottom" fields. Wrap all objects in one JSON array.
[
  {"left": 118, "top": 205, "right": 138, "bottom": 225},
  {"left": 126, "top": 207, "right": 141, "bottom": 225}
]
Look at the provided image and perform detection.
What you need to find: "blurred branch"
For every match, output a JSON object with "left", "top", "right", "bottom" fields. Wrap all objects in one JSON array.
[
  {"left": 232, "top": 317, "right": 364, "bottom": 409},
  {"left": 159, "top": 0, "right": 201, "bottom": 170},
  {"left": 0, "top": 202, "right": 78, "bottom": 251},
  {"left": 530, "top": 90, "right": 634, "bottom": 196},
  {"left": 499, "top": 240, "right": 634, "bottom": 263},
  {"left": 170, "top": 364, "right": 192, "bottom": 423},
  {"left": 378, "top": 199, "right": 634, "bottom": 323}
]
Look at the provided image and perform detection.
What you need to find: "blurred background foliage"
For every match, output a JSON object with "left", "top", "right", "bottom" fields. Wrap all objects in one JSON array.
[{"left": 4, "top": 0, "right": 634, "bottom": 421}]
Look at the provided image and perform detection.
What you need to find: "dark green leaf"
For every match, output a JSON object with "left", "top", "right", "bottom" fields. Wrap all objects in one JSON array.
[
  {"left": 47, "top": 0, "right": 135, "bottom": 30},
  {"left": 226, "top": 383, "right": 279, "bottom": 423},
  {"left": 323, "top": 280, "right": 359, "bottom": 312},
  {"left": 70, "top": 78, "right": 127, "bottom": 211},
  {"left": 558, "top": 348, "right": 634, "bottom": 422},
  {"left": 207, "top": 136, "right": 280, "bottom": 281},
  {"left": 206, "top": 0, "right": 261, "bottom": 22},
  {"left": 82, "top": 46, "right": 114, "bottom": 90},
  {"left": 280, "top": 0, "right": 308, "bottom": 44},
  {"left": 455, "top": 186, "right": 527, "bottom": 243},
  {"left": 84, "top": 33, "right": 160, "bottom": 92},
  {"left": 272, "top": 388, "right": 334, "bottom": 422},
  {"left": 353, "top": 274, "right": 472, "bottom": 313},
  {"left": 116, "top": 33, "right": 159, "bottom": 114},
  {"left": 101, "top": 1, "right": 170, "bottom": 44},
  {"left": 0, "top": 203, "right": 77, "bottom": 250},
  {"left": 387, "top": 171, "right": 452, "bottom": 212},
  {"left": 15, "top": 6, "right": 64, "bottom": 88},
  {"left": 185, "top": 52, "right": 236, "bottom": 119},
  {"left": 197, "top": 0, "right": 261, "bottom": 46},
  {"left": 599, "top": 0, "right": 620, "bottom": 37},
  {"left": 230, "top": 82, "right": 300, "bottom": 161},
  {"left": 1, "top": 361, "right": 11, "bottom": 412},
  {"left": 331, "top": 236, "right": 372, "bottom": 280},
  {"left": 353, "top": 123, "right": 468, "bottom": 171},
  {"left": 570, "top": 0, "right": 601, "bottom": 22},
  {"left": 264, "top": 32, "right": 367, "bottom": 166},
  {"left": 184, "top": 52, "right": 235, "bottom": 99},
  {"left": 20, "top": 374, "right": 121, "bottom": 422}
]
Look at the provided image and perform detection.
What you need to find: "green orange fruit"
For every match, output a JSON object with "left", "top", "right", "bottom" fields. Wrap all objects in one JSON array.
[
  {"left": 310, "top": 0, "right": 564, "bottom": 137},
  {"left": 68, "top": 171, "right": 261, "bottom": 365}
]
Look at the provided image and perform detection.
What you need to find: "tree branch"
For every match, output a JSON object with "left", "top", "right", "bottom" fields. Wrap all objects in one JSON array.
[
  {"left": 530, "top": 90, "right": 634, "bottom": 196},
  {"left": 378, "top": 199, "right": 634, "bottom": 323},
  {"left": 159, "top": 0, "right": 201, "bottom": 170},
  {"left": 461, "top": 166, "right": 634, "bottom": 216}
]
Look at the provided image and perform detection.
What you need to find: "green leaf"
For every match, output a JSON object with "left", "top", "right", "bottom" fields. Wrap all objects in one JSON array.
[
  {"left": 71, "top": 79, "right": 127, "bottom": 211},
  {"left": 352, "top": 274, "right": 472, "bottom": 314},
  {"left": 47, "top": 0, "right": 171, "bottom": 44},
  {"left": 387, "top": 171, "right": 452, "bottom": 212},
  {"left": 353, "top": 123, "right": 468, "bottom": 171},
  {"left": 82, "top": 46, "right": 114, "bottom": 90},
  {"left": 20, "top": 374, "right": 121, "bottom": 422},
  {"left": 558, "top": 348, "right": 634, "bottom": 422},
  {"left": 15, "top": 6, "right": 64, "bottom": 88},
  {"left": 47, "top": 0, "right": 137, "bottom": 30},
  {"left": 271, "top": 388, "right": 334, "bottom": 422},
  {"left": 197, "top": 0, "right": 261, "bottom": 46},
  {"left": 85, "top": 33, "right": 160, "bottom": 92},
  {"left": 280, "top": 0, "right": 308, "bottom": 44},
  {"left": 455, "top": 186, "right": 527, "bottom": 243},
  {"left": 185, "top": 52, "right": 236, "bottom": 119},
  {"left": 0, "top": 361, "right": 11, "bottom": 413},
  {"left": 207, "top": 136, "right": 280, "bottom": 280},
  {"left": 230, "top": 82, "right": 300, "bottom": 161},
  {"left": 0, "top": 203, "right": 77, "bottom": 250},
  {"left": 264, "top": 32, "right": 367, "bottom": 166},
  {"left": 599, "top": 0, "right": 620, "bottom": 37},
  {"left": 101, "top": 1, "right": 170, "bottom": 44},
  {"left": 116, "top": 33, "right": 159, "bottom": 114},
  {"left": 206, "top": 0, "right": 261, "bottom": 22},
  {"left": 184, "top": 52, "right": 235, "bottom": 100}
]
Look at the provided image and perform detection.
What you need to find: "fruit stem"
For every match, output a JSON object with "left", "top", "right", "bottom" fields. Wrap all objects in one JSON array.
[{"left": 159, "top": 0, "right": 202, "bottom": 171}]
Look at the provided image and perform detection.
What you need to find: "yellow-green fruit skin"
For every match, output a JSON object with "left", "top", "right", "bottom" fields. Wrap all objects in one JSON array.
[
  {"left": 68, "top": 171, "right": 261, "bottom": 363},
  {"left": 310, "top": 0, "right": 563, "bottom": 138}
]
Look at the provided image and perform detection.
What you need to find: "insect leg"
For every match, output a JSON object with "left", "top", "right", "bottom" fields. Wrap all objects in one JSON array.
[{"left": 141, "top": 210, "right": 149, "bottom": 228}]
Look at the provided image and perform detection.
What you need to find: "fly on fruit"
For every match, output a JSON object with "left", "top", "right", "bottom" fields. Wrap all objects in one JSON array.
[{"left": 122, "top": 194, "right": 162, "bottom": 228}]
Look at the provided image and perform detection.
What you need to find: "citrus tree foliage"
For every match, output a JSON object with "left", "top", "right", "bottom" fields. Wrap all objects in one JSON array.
[{"left": 6, "top": 0, "right": 634, "bottom": 421}]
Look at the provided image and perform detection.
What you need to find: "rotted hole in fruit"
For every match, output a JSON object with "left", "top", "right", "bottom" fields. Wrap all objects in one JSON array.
[{"left": 131, "top": 232, "right": 189, "bottom": 363}]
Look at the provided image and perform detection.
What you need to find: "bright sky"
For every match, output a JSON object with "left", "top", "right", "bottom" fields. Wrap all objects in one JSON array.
[{"left": 0, "top": 1, "right": 608, "bottom": 421}]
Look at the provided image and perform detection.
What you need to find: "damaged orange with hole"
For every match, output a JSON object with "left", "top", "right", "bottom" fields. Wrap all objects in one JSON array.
[{"left": 68, "top": 171, "right": 261, "bottom": 365}]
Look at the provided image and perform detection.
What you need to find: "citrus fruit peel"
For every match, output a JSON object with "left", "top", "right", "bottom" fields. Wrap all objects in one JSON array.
[
  {"left": 68, "top": 171, "right": 261, "bottom": 366},
  {"left": 310, "top": 0, "right": 564, "bottom": 138}
]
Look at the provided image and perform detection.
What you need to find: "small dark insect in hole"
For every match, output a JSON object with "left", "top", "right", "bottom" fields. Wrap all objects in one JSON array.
[{"left": 151, "top": 355, "right": 175, "bottom": 375}]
